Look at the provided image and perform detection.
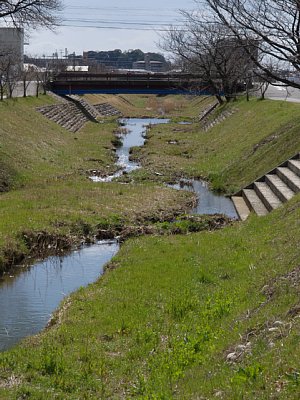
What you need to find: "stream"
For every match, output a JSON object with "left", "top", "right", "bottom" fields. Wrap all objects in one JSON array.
[
  {"left": 90, "top": 118, "right": 170, "bottom": 182},
  {"left": 0, "top": 117, "right": 237, "bottom": 352},
  {"left": 0, "top": 241, "right": 119, "bottom": 351},
  {"left": 169, "top": 179, "right": 237, "bottom": 218}
]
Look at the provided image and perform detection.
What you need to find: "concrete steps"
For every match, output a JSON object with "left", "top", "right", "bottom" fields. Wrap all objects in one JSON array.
[
  {"left": 201, "top": 108, "right": 237, "bottom": 132},
  {"left": 94, "top": 103, "right": 122, "bottom": 117},
  {"left": 37, "top": 94, "right": 102, "bottom": 132},
  {"left": 66, "top": 95, "right": 100, "bottom": 120},
  {"left": 243, "top": 188, "right": 269, "bottom": 216},
  {"left": 231, "top": 196, "right": 250, "bottom": 221},
  {"left": 37, "top": 102, "right": 89, "bottom": 132},
  {"left": 232, "top": 153, "right": 300, "bottom": 220}
]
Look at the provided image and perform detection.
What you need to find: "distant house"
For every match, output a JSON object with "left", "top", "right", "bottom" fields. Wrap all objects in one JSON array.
[
  {"left": 132, "top": 61, "right": 147, "bottom": 70},
  {"left": 23, "top": 63, "right": 42, "bottom": 72}
]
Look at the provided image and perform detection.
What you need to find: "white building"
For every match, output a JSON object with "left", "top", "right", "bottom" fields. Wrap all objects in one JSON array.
[{"left": 132, "top": 60, "right": 165, "bottom": 73}]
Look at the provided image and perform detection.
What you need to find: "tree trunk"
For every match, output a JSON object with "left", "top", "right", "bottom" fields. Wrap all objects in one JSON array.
[{"left": 36, "top": 82, "right": 40, "bottom": 97}]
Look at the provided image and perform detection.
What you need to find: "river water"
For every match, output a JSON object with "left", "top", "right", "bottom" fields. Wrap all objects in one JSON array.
[
  {"left": 0, "top": 241, "right": 119, "bottom": 351},
  {"left": 91, "top": 118, "right": 170, "bottom": 182},
  {"left": 169, "top": 179, "right": 237, "bottom": 218},
  {"left": 0, "top": 117, "right": 237, "bottom": 352}
]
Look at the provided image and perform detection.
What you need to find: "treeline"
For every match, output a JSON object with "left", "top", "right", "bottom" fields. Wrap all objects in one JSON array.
[
  {"left": 161, "top": 0, "right": 300, "bottom": 103},
  {"left": 82, "top": 49, "right": 168, "bottom": 69}
]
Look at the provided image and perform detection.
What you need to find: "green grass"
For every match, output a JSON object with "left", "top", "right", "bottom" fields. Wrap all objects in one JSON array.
[
  {"left": 0, "top": 95, "right": 200, "bottom": 271},
  {"left": 85, "top": 93, "right": 214, "bottom": 118},
  {"left": 0, "top": 195, "right": 299, "bottom": 399},
  {"left": 1, "top": 94, "right": 300, "bottom": 399},
  {"left": 0, "top": 96, "right": 118, "bottom": 188},
  {"left": 135, "top": 97, "right": 300, "bottom": 192}
]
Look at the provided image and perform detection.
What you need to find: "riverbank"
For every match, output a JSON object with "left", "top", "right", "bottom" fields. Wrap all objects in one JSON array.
[
  {"left": 0, "top": 96, "right": 200, "bottom": 274},
  {"left": 130, "top": 98, "right": 300, "bottom": 193},
  {"left": 0, "top": 94, "right": 300, "bottom": 399},
  {"left": 1, "top": 196, "right": 299, "bottom": 399}
]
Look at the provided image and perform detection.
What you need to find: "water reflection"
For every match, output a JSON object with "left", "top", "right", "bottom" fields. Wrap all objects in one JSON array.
[
  {"left": 169, "top": 179, "right": 238, "bottom": 218},
  {"left": 0, "top": 240, "right": 119, "bottom": 351}
]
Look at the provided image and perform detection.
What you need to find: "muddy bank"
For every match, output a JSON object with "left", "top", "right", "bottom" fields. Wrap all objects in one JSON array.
[
  {"left": 0, "top": 231, "right": 80, "bottom": 276},
  {"left": 117, "top": 214, "right": 234, "bottom": 241},
  {"left": 0, "top": 192, "right": 191, "bottom": 276},
  {"left": 0, "top": 209, "right": 233, "bottom": 277}
]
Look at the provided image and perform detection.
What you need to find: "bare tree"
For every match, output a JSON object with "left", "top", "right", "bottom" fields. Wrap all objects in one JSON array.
[
  {"left": 0, "top": 73, "right": 5, "bottom": 100},
  {"left": 37, "top": 68, "right": 50, "bottom": 95},
  {"left": 0, "top": 0, "right": 62, "bottom": 28},
  {"left": 0, "top": 55, "right": 7, "bottom": 100},
  {"left": 6, "top": 62, "right": 21, "bottom": 98},
  {"left": 21, "top": 65, "right": 35, "bottom": 97},
  {"left": 34, "top": 69, "right": 42, "bottom": 97},
  {"left": 204, "top": 0, "right": 300, "bottom": 89},
  {"left": 160, "top": 11, "right": 253, "bottom": 103},
  {"left": 0, "top": 50, "right": 21, "bottom": 99}
]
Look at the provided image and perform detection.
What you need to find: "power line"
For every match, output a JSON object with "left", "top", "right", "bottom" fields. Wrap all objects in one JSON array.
[
  {"left": 61, "top": 23, "right": 184, "bottom": 32},
  {"left": 65, "top": 11, "right": 179, "bottom": 19},
  {"left": 62, "top": 4, "right": 186, "bottom": 22},
  {"left": 59, "top": 3, "right": 187, "bottom": 32},
  {"left": 65, "top": 5, "right": 188, "bottom": 12},
  {"left": 63, "top": 18, "right": 182, "bottom": 26}
]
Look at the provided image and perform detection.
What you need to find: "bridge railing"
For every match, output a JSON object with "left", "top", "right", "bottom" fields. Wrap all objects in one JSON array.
[
  {"left": 48, "top": 71, "right": 223, "bottom": 95},
  {"left": 52, "top": 71, "right": 206, "bottom": 83}
]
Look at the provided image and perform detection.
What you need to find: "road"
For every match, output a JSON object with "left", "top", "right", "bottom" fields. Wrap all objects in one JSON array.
[
  {"left": 12, "top": 81, "right": 38, "bottom": 97},
  {"left": 264, "top": 83, "right": 300, "bottom": 103}
]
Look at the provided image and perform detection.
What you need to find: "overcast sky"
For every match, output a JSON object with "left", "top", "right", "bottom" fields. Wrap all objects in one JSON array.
[{"left": 25, "top": 0, "right": 195, "bottom": 57}]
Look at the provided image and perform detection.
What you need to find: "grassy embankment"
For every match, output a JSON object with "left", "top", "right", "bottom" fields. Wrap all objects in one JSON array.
[
  {"left": 1, "top": 196, "right": 299, "bottom": 399},
  {"left": 0, "top": 95, "right": 300, "bottom": 399},
  {"left": 0, "top": 95, "right": 203, "bottom": 272},
  {"left": 131, "top": 98, "right": 300, "bottom": 193},
  {"left": 84, "top": 93, "right": 210, "bottom": 119}
]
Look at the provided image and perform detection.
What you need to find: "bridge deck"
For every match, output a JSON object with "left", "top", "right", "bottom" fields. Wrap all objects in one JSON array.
[{"left": 49, "top": 72, "right": 216, "bottom": 96}]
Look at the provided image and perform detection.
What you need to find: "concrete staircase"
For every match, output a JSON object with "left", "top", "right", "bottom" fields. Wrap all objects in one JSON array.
[
  {"left": 94, "top": 102, "right": 122, "bottom": 117},
  {"left": 201, "top": 108, "right": 237, "bottom": 132},
  {"left": 232, "top": 153, "right": 300, "bottom": 220},
  {"left": 65, "top": 95, "right": 100, "bottom": 120},
  {"left": 37, "top": 102, "right": 91, "bottom": 132},
  {"left": 199, "top": 101, "right": 219, "bottom": 122},
  {"left": 37, "top": 92, "right": 100, "bottom": 132}
]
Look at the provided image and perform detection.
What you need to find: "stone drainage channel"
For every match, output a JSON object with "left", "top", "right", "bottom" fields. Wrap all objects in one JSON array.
[{"left": 0, "top": 118, "right": 237, "bottom": 352}]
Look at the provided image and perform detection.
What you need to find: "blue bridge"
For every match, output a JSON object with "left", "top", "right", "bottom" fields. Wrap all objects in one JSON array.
[{"left": 49, "top": 72, "right": 217, "bottom": 96}]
